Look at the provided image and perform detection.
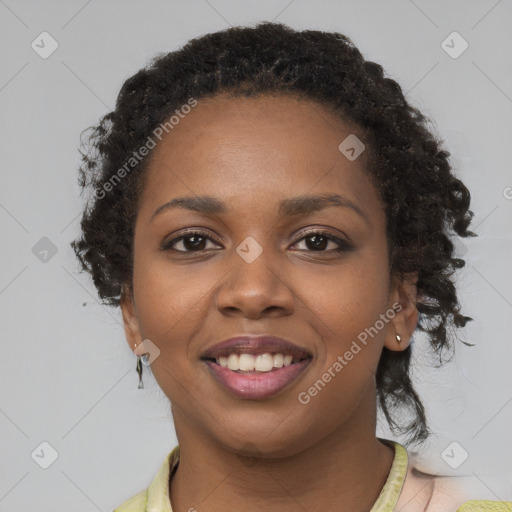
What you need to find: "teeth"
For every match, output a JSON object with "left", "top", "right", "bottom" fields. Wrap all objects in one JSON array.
[
  {"left": 239, "top": 353, "right": 255, "bottom": 371},
  {"left": 227, "top": 353, "right": 239, "bottom": 371},
  {"left": 273, "top": 353, "right": 284, "bottom": 368},
  {"left": 255, "top": 353, "right": 274, "bottom": 372},
  {"left": 215, "top": 353, "right": 296, "bottom": 372}
]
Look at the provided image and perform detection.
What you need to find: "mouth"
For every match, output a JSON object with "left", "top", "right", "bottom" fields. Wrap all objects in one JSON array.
[{"left": 200, "top": 336, "right": 313, "bottom": 400}]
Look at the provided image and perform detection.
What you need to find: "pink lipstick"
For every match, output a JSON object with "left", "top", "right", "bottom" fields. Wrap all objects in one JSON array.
[{"left": 201, "top": 335, "right": 313, "bottom": 400}]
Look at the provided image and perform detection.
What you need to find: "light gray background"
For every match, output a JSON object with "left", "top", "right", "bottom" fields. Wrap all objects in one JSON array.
[{"left": 1, "top": 0, "right": 511, "bottom": 510}]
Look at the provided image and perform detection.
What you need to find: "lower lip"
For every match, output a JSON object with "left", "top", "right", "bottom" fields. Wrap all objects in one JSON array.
[{"left": 204, "top": 359, "right": 312, "bottom": 400}]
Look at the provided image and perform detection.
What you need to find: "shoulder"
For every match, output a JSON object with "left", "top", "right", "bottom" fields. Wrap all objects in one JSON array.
[
  {"left": 112, "top": 488, "right": 147, "bottom": 512},
  {"left": 428, "top": 475, "right": 512, "bottom": 511},
  {"left": 396, "top": 462, "right": 512, "bottom": 512},
  {"left": 112, "top": 446, "right": 179, "bottom": 512}
]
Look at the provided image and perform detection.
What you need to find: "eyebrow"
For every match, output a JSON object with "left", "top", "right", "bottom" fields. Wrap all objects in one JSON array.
[{"left": 151, "top": 193, "right": 369, "bottom": 226}]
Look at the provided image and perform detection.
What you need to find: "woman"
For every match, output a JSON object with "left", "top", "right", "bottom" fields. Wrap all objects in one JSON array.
[{"left": 71, "top": 22, "right": 511, "bottom": 512}]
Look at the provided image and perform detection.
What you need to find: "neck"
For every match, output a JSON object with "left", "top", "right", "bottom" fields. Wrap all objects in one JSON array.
[{"left": 169, "top": 392, "right": 395, "bottom": 512}]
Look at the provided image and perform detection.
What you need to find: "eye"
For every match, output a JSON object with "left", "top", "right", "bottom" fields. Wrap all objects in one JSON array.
[
  {"left": 161, "top": 230, "right": 221, "bottom": 253},
  {"left": 161, "top": 229, "right": 352, "bottom": 254},
  {"left": 290, "top": 230, "right": 352, "bottom": 253}
]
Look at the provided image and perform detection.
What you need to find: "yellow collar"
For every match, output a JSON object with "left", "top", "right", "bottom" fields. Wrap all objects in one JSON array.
[
  {"left": 144, "top": 439, "right": 408, "bottom": 512},
  {"left": 115, "top": 440, "right": 512, "bottom": 511}
]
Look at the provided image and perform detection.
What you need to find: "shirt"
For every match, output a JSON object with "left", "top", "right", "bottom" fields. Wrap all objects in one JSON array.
[{"left": 113, "top": 439, "right": 512, "bottom": 511}]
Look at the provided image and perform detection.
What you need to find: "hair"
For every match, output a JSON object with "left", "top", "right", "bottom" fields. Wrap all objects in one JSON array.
[{"left": 71, "top": 21, "right": 477, "bottom": 446}]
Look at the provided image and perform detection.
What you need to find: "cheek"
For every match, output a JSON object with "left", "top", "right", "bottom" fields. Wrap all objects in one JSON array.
[
  {"left": 296, "top": 266, "right": 388, "bottom": 424},
  {"left": 303, "top": 251, "right": 390, "bottom": 329},
  {"left": 300, "top": 249, "right": 390, "bottom": 374},
  {"left": 131, "top": 253, "right": 211, "bottom": 356},
  {"left": 131, "top": 260, "right": 210, "bottom": 401}
]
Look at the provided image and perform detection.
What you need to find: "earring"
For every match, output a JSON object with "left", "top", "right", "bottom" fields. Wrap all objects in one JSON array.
[
  {"left": 136, "top": 354, "right": 150, "bottom": 389},
  {"left": 136, "top": 355, "right": 144, "bottom": 389},
  {"left": 395, "top": 333, "right": 402, "bottom": 345}
]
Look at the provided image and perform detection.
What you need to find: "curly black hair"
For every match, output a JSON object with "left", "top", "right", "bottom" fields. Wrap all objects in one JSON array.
[{"left": 71, "top": 21, "right": 477, "bottom": 446}]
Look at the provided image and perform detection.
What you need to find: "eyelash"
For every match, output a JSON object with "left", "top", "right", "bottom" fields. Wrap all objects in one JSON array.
[{"left": 161, "top": 229, "right": 352, "bottom": 254}]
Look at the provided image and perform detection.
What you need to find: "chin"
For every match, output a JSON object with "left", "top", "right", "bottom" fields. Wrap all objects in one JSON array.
[{"left": 216, "top": 421, "right": 315, "bottom": 460}]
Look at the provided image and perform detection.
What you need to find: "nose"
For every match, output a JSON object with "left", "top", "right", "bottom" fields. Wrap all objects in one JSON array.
[{"left": 215, "top": 244, "right": 295, "bottom": 320}]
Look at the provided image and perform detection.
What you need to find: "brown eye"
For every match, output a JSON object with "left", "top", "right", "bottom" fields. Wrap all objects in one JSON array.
[
  {"left": 291, "top": 231, "right": 352, "bottom": 252},
  {"left": 161, "top": 229, "right": 352, "bottom": 254},
  {"left": 161, "top": 231, "right": 221, "bottom": 252}
]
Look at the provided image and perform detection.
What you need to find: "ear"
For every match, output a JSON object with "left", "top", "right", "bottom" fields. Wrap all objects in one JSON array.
[
  {"left": 384, "top": 272, "right": 419, "bottom": 352},
  {"left": 120, "top": 283, "right": 142, "bottom": 352}
]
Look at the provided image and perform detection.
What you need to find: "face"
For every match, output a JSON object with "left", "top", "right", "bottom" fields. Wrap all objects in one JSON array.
[{"left": 121, "top": 94, "right": 418, "bottom": 457}]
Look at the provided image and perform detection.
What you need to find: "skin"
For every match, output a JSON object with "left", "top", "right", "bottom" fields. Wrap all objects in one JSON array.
[{"left": 121, "top": 94, "right": 419, "bottom": 512}]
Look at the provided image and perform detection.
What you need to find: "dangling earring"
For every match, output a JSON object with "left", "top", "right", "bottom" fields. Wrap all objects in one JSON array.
[
  {"left": 136, "top": 354, "right": 150, "bottom": 389},
  {"left": 396, "top": 333, "right": 402, "bottom": 345},
  {"left": 136, "top": 355, "right": 144, "bottom": 389}
]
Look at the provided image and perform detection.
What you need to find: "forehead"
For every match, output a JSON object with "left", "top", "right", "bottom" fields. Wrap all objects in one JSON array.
[
  {"left": 138, "top": 94, "right": 383, "bottom": 223},
  {"left": 149, "top": 93, "right": 360, "bottom": 162}
]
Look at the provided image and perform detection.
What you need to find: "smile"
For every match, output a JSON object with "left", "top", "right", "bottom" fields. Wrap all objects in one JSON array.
[{"left": 201, "top": 335, "right": 313, "bottom": 400}]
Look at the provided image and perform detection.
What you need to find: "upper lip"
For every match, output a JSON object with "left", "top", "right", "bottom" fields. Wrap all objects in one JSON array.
[{"left": 201, "top": 335, "right": 313, "bottom": 360}]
